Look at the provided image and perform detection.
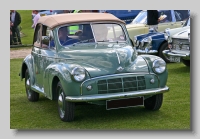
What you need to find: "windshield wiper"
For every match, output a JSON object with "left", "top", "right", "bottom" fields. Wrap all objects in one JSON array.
[{"left": 72, "top": 39, "right": 94, "bottom": 45}]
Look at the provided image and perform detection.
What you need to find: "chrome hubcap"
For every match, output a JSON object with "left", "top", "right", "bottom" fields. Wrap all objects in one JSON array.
[
  {"left": 26, "top": 77, "right": 31, "bottom": 97},
  {"left": 58, "top": 91, "right": 65, "bottom": 118}
]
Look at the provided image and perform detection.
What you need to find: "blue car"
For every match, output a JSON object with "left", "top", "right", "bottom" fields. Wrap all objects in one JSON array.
[
  {"left": 102, "top": 10, "right": 142, "bottom": 24},
  {"left": 133, "top": 16, "right": 190, "bottom": 63}
]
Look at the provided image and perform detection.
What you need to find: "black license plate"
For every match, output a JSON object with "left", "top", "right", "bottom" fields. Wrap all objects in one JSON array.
[{"left": 106, "top": 97, "right": 144, "bottom": 110}]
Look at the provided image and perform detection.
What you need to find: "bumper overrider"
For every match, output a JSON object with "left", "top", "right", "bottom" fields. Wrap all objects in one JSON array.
[
  {"left": 162, "top": 50, "right": 190, "bottom": 59},
  {"left": 66, "top": 86, "right": 169, "bottom": 102}
]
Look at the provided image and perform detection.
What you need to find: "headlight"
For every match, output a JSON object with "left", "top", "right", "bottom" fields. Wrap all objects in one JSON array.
[
  {"left": 71, "top": 67, "right": 86, "bottom": 82},
  {"left": 134, "top": 36, "right": 139, "bottom": 46},
  {"left": 188, "top": 33, "right": 190, "bottom": 42},
  {"left": 167, "top": 37, "right": 172, "bottom": 43},
  {"left": 140, "top": 40, "right": 144, "bottom": 47},
  {"left": 152, "top": 59, "right": 166, "bottom": 74},
  {"left": 164, "top": 28, "right": 170, "bottom": 41},
  {"left": 147, "top": 36, "right": 152, "bottom": 44}
]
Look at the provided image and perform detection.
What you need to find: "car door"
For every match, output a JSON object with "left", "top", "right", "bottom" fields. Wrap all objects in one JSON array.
[
  {"left": 40, "top": 25, "right": 57, "bottom": 96},
  {"left": 158, "top": 10, "right": 175, "bottom": 32},
  {"left": 32, "top": 24, "right": 56, "bottom": 94}
]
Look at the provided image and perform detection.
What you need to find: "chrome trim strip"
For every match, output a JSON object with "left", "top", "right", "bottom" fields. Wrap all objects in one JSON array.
[
  {"left": 162, "top": 50, "right": 190, "bottom": 58},
  {"left": 115, "top": 50, "right": 120, "bottom": 65},
  {"left": 66, "top": 86, "right": 169, "bottom": 102}
]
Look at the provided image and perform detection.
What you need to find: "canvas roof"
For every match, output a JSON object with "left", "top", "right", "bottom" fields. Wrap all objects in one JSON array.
[{"left": 37, "top": 13, "right": 125, "bottom": 29}]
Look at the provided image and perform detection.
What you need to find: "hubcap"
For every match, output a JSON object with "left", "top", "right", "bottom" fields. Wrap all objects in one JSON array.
[
  {"left": 26, "top": 77, "right": 31, "bottom": 97},
  {"left": 58, "top": 90, "right": 65, "bottom": 118}
]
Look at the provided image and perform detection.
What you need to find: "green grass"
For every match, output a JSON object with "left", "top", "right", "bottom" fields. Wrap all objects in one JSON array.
[
  {"left": 17, "top": 10, "right": 34, "bottom": 45},
  {"left": 10, "top": 59, "right": 190, "bottom": 130}
]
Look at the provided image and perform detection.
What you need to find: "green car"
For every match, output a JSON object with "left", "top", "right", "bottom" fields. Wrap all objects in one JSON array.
[{"left": 20, "top": 13, "right": 169, "bottom": 122}]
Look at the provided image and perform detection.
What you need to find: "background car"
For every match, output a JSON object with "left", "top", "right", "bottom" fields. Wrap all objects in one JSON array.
[
  {"left": 133, "top": 17, "right": 190, "bottom": 63},
  {"left": 32, "top": 10, "right": 66, "bottom": 19},
  {"left": 127, "top": 10, "right": 190, "bottom": 40},
  {"left": 163, "top": 28, "right": 190, "bottom": 66},
  {"left": 102, "top": 10, "right": 142, "bottom": 24},
  {"left": 20, "top": 13, "right": 169, "bottom": 122}
]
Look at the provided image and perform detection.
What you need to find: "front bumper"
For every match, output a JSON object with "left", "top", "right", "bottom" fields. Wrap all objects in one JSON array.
[
  {"left": 65, "top": 86, "right": 169, "bottom": 102},
  {"left": 137, "top": 49, "right": 158, "bottom": 54},
  {"left": 162, "top": 50, "right": 190, "bottom": 59}
]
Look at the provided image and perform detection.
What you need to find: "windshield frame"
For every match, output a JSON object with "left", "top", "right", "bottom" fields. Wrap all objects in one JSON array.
[{"left": 131, "top": 11, "right": 147, "bottom": 24}]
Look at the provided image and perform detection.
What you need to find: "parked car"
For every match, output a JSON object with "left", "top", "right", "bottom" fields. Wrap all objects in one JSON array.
[
  {"left": 162, "top": 28, "right": 190, "bottom": 66},
  {"left": 32, "top": 10, "right": 65, "bottom": 19},
  {"left": 19, "top": 13, "right": 169, "bottom": 122},
  {"left": 133, "top": 17, "right": 190, "bottom": 62},
  {"left": 127, "top": 10, "right": 190, "bottom": 40},
  {"left": 102, "top": 10, "right": 142, "bottom": 24}
]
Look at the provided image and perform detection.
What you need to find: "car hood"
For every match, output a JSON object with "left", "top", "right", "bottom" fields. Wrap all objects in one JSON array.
[
  {"left": 172, "top": 28, "right": 190, "bottom": 39},
  {"left": 58, "top": 43, "right": 149, "bottom": 77}
]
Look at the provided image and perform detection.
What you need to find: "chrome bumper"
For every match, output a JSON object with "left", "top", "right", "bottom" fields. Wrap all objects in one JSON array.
[
  {"left": 137, "top": 49, "right": 158, "bottom": 54},
  {"left": 65, "top": 86, "right": 169, "bottom": 102},
  {"left": 162, "top": 50, "right": 190, "bottom": 59}
]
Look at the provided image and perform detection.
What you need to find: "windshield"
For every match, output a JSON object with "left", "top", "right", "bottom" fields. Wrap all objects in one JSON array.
[
  {"left": 131, "top": 11, "right": 147, "bottom": 24},
  {"left": 183, "top": 17, "right": 190, "bottom": 27},
  {"left": 55, "top": 23, "right": 127, "bottom": 48}
]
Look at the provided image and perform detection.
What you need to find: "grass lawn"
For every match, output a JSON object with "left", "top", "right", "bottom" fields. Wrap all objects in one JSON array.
[
  {"left": 17, "top": 10, "right": 34, "bottom": 45},
  {"left": 10, "top": 58, "right": 190, "bottom": 130}
]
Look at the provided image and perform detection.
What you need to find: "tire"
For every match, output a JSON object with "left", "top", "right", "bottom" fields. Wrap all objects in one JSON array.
[
  {"left": 158, "top": 42, "right": 170, "bottom": 63},
  {"left": 25, "top": 69, "right": 39, "bottom": 102},
  {"left": 182, "top": 59, "right": 190, "bottom": 67},
  {"left": 144, "top": 94, "right": 163, "bottom": 111},
  {"left": 57, "top": 81, "right": 75, "bottom": 122}
]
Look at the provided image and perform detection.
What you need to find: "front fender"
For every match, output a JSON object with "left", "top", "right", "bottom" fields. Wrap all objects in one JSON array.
[
  {"left": 140, "top": 55, "right": 168, "bottom": 88},
  {"left": 20, "top": 54, "right": 35, "bottom": 84},
  {"left": 44, "top": 63, "right": 90, "bottom": 99}
]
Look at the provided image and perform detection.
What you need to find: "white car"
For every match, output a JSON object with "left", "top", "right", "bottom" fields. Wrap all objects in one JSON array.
[{"left": 163, "top": 26, "right": 190, "bottom": 66}]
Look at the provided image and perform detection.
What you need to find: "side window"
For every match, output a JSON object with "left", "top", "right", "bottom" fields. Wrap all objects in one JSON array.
[
  {"left": 33, "top": 24, "right": 42, "bottom": 47},
  {"left": 41, "top": 25, "right": 52, "bottom": 49},
  {"left": 158, "top": 10, "right": 172, "bottom": 23},
  {"left": 174, "top": 10, "right": 189, "bottom": 21}
]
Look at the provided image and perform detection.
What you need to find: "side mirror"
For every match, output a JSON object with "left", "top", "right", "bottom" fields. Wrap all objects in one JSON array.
[{"left": 42, "top": 36, "right": 50, "bottom": 46}]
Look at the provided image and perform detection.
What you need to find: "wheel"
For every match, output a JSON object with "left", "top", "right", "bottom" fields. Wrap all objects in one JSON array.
[
  {"left": 144, "top": 94, "right": 163, "bottom": 111},
  {"left": 182, "top": 59, "right": 190, "bottom": 67},
  {"left": 57, "top": 81, "right": 75, "bottom": 122},
  {"left": 25, "top": 69, "right": 39, "bottom": 102},
  {"left": 158, "top": 42, "right": 170, "bottom": 63}
]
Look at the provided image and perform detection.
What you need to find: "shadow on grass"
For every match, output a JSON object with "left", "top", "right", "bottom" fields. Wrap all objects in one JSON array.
[
  {"left": 20, "top": 94, "right": 163, "bottom": 122},
  {"left": 167, "top": 63, "right": 190, "bottom": 74}
]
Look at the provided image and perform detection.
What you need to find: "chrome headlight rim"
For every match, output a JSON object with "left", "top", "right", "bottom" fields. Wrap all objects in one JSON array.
[
  {"left": 140, "top": 40, "right": 144, "bottom": 47},
  {"left": 152, "top": 59, "right": 166, "bottom": 74},
  {"left": 164, "top": 28, "right": 170, "bottom": 41},
  {"left": 146, "top": 36, "right": 152, "bottom": 46},
  {"left": 71, "top": 67, "right": 86, "bottom": 82},
  {"left": 188, "top": 33, "right": 190, "bottom": 42}
]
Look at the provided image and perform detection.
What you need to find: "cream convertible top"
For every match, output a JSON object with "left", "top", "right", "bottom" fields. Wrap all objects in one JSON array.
[{"left": 37, "top": 13, "right": 125, "bottom": 29}]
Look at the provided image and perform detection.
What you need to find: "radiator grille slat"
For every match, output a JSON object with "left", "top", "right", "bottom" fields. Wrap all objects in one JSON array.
[{"left": 97, "top": 76, "right": 146, "bottom": 94}]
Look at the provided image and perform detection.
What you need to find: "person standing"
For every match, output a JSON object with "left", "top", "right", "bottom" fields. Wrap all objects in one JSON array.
[
  {"left": 147, "top": 10, "right": 160, "bottom": 32},
  {"left": 32, "top": 10, "right": 40, "bottom": 29},
  {"left": 10, "top": 10, "right": 22, "bottom": 45}
]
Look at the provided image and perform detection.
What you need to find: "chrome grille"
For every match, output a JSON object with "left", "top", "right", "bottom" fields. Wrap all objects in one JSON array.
[
  {"left": 172, "top": 38, "right": 190, "bottom": 50},
  {"left": 97, "top": 76, "right": 146, "bottom": 94}
]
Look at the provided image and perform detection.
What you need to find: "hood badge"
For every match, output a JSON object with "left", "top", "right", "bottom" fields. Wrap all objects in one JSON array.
[{"left": 117, "top": 66, "right": 124, "bottom": 72}]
